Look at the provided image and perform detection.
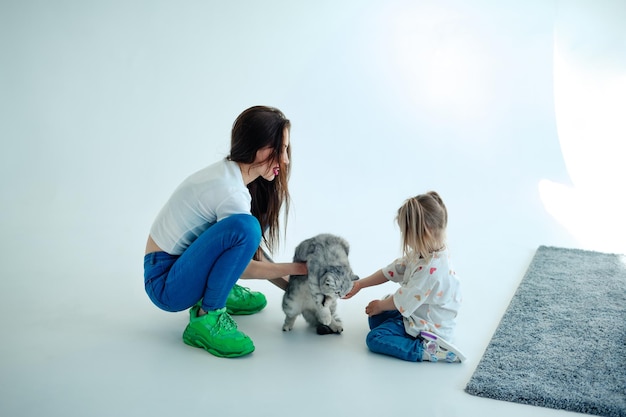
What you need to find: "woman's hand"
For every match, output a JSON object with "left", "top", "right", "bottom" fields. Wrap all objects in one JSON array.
[{"left": 293, "top": 261, "right": 307, "bottom": 276}]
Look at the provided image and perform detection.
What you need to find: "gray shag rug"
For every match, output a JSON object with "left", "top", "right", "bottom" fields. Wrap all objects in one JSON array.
[{"left": 465, "top": 246, "right": 626, "bottom": 417}]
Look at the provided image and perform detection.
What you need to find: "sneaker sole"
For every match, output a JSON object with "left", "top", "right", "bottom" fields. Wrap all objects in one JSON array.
[
  {"left": 420, "top": 331, "right": 466, "bottom": 362},
  {"left": 226, "top": 300, "right": 267, "bottom": 315},
  {"left": 182, "top": 327, "right": 255, "bottom": 358}
]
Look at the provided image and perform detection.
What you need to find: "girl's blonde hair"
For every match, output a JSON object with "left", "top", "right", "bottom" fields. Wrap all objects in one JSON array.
[{"left": 396, "top": 191, "right": 448, "bottom": 259}]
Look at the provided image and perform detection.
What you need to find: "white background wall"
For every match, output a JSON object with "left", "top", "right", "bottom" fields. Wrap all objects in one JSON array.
[
  {"left": 1, "top": 2, "right": 625, "bottom": 416},
  {"left": 1, "top": 0, "right": 624, "bottom": 326}
]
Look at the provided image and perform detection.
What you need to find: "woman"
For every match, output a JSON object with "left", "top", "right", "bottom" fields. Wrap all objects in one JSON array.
[{"left": 144, "top": 106, "right": 306, "bottom": 358}]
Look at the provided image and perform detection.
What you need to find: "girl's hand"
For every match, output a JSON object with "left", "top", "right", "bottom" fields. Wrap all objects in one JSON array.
[
  {"left": 365, "top": 297, "right": 396, "bottom": 317},
  {"left": 365, "top": 299, "right": 383, "bottom": 316},
  {"left": 342, "top": 279, "right": 361, "bottom": 299}
]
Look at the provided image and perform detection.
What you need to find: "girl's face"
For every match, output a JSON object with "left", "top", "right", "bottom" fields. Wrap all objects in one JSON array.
[{"left": 256, "top": 127, "right": 290, "bottom": 181}]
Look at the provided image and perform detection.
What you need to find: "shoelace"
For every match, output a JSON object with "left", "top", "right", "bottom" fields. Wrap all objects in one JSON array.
[
  {"left": 216, "top": 311, "right": 237, "bottom": 331},
  {"left": 231, "top": 285, "right": 252, "bottom": 300}
]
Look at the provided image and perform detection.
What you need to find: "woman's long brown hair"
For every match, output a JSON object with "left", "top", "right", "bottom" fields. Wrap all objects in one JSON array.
[{"left": 227, "top": 106, "right": 291, "bottom": 255}]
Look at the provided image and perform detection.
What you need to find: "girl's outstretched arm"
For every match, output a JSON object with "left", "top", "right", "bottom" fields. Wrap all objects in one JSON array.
[{"left": 343, "top": 269, "right": 388, "bottom": 299}]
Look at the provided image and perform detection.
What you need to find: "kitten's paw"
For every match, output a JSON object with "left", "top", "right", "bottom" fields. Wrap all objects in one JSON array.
[
  {"left": 316, "top": 323, "right": 343, "bottom": 335},
  {"left": 329, "top": 322, "right": 344, "bottom": 334},
  {"left": 283, "top": 316, "right": 297, "bottom": 331},
  {"left": 319, "top": 312, "right": 332, "bottom": 326}
]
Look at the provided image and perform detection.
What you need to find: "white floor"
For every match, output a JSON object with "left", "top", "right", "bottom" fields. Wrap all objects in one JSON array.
[
  {"left": 0, "top": 150, "right": 601, "bottom": 417},
  {"left": 1, "top": 195, "right": 594, "bottom": 417},
  {"left": 2, "top": 1, "right": 625, "bottom": 417}
]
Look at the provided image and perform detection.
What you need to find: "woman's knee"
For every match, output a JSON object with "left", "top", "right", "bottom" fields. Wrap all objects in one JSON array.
[{"left": 224, "top": 214, "right": 262, "bottom": 243}]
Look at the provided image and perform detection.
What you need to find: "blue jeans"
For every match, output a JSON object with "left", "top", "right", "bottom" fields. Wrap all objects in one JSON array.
[
  {"left": 143, "top": 214, "right": 262, "bottom": 313},
  {"left": 366, "top": 310, "right": 424, "bottom": 362}
]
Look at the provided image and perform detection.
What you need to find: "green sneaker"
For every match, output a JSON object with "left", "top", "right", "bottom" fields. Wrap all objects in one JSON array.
[
  {"left": 225, "top": 284, "right": 267, "bottom": 315},
  {"left": 182, "top": 306, "right": 254, "bottom": 358}
]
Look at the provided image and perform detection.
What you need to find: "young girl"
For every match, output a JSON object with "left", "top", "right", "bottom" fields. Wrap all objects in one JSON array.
[
  {"left": 344, "top": 191, "right": 465, "bottom": 363},
  {"left": 144, "top": 106, "right": 307, "bottom": 358}
]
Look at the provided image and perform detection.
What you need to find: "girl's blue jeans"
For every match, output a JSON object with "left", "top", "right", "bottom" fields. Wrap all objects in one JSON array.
[
  {"left": 143, "top": 213, "right": 261, "bottom": 313},
  {"left": 366, "top": 310, "right": 425, "bottom": 362}
]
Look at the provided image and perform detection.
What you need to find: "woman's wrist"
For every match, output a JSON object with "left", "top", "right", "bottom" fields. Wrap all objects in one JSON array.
[{"left": 293, "top": 262, "right": 307, "bottom": 276}]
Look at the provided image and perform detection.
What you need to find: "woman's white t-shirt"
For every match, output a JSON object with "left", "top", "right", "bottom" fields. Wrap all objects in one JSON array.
[{"left": 149, "top": 159, "right": 251, "bottom": 255}]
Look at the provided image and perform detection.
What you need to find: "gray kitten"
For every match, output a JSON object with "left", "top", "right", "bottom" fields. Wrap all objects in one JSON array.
[{"left": 282, "top": 233, "right": 359, "bottom": 335}]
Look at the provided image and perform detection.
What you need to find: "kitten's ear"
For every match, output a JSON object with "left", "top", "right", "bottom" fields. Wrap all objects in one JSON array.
[{"left": 352, "top": 274, "right": 360, "bottom": 281}]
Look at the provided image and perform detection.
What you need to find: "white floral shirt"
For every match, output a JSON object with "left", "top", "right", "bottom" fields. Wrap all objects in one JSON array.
[{"left": 383, "top": 248, "right": 461, "bottom": 340}]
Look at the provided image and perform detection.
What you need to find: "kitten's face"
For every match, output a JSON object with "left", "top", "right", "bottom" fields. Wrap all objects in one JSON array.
[{"left": 319, "top": 266, "right": 358, "bottom": 298}]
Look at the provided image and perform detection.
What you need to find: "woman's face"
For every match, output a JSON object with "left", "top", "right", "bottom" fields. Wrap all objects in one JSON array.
[{"left": 256, "top": 127, "right": 290, "bottom": 181}]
